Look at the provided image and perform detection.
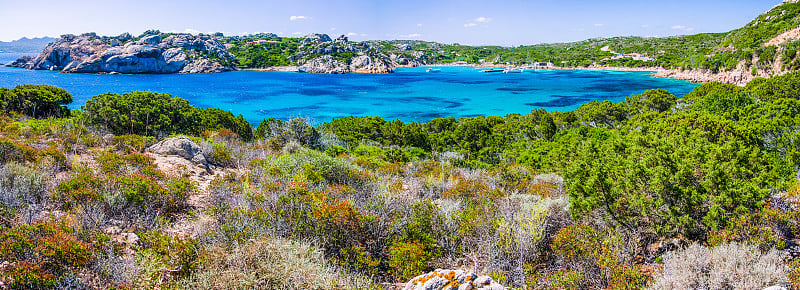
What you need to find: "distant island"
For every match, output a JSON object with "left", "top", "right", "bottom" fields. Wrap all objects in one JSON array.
[{"left": 7, "top": 0, "right": 800, "bottom": 85}]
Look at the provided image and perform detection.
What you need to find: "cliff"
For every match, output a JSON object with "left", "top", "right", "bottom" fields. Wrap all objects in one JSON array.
[{"left": 7, "top": 31, "right": 234, "bottom": 74}]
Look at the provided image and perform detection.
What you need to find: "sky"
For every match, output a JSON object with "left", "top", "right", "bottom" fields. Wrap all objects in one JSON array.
[{"left": 0, "top": 0, "right": 786, "bottom": 46}]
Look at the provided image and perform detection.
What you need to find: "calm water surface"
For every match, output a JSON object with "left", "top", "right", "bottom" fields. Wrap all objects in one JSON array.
[{"left": 0, "top": 53, "right": 700, "bottom": 124}]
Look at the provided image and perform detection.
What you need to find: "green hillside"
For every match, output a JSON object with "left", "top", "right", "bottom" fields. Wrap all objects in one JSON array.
[{"left": 225, "top": 1, "right": 800, "bottom": 74}]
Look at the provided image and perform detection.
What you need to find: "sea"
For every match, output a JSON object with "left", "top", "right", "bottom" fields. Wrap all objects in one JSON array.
[{"left": 0, "top": 53, "right": 700, "bottom": 124}]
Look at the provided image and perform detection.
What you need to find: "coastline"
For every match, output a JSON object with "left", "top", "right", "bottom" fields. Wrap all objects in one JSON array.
[{"left": 156, "top": 64, "right": 776, "bottom": 87}]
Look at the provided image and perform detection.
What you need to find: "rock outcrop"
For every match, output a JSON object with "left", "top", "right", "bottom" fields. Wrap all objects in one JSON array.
[
  {"left": 146, "top": 136, "right": 209, "bottom": 170},
  {"left": 301, "top": 33, "right": 333, "bottom": 46},
  {"left": 350, "top": 55, "right": 394, "bottom": 73},
  {"left": 297, "top": 54, "right": 395, "bottom": 74},
  {"left": 8, "top": 32, "right": 234, "bottom": 74},
  {"left": 404, "top": 269, "right": 505, "bottom": 290},
  {"left": 291, "top": 33, "right": 400, "bottom": 74},
  {"left": 298, "top": 55, "right": 349, "bottom": 74}
]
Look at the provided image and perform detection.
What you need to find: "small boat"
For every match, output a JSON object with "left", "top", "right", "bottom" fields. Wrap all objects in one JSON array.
[
  {"left": 503, "top": 68, "right": 523, "bottom": 73},
  {"left": 481, "top": 68, "right": 504, "bottom": 73},
  {"left": 426, "top": 68, "right": 442, "bottom": 73}
]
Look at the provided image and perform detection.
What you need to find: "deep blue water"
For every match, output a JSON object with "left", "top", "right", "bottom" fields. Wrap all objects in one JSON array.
[{"left": 0, "top": 53, "right": 700, "bottom": 124}]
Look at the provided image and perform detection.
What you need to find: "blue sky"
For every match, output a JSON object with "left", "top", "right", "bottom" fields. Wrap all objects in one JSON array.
[{"left": 0, "top": 0, "right": 784, "bottom": 45}]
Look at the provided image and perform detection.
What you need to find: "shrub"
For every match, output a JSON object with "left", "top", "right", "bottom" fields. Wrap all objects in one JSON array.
[
  {"left": 271, "top": 148, "right": 367, "bottom": 187},
  {"left": 256, "top": 117, "right": 322, "bottom": 149},
  {"left": 0, "top": 223, "right": 93, "bottom": 287},
  {"left": 137, "top": 230, "right": 199, "bottom": 281},
  {"left": 650, "top": 243, "right": 790, "bottom": 289},
  {"left": 0, "top": 162, "right": 51, "bottom": 224},
  {"left": 0, "top": 137, "right": 37, "bottom": 164},
  {"left": 185, "top": 238, "right": 373, "bottom": 289},
  {"left": 54, "top": 166, "right": 194, "bottom": 232},
  {"left": 707, "top": 205, "right": 797, "bottom": 250},
  {"left": 566, "top": 118, "right": 773, "bottom": 239},
  {"left": 388, "top": 241, "right": 430, "bottom": 281},
  {"left": 96, "top": 152, "right": 159, "bottom": 176},
  {"left": 208, "top": 142, "right": 233, "bottom": 167},
  {"left": 111, "top": 134, "right": 156, "bottom": 153},
  {"left": 83, "top": 91, "right": 252, "bottom": 139},
  {"left": 543, "top": 224, "right": 647, "bottom": 289},
  {"left": 0, "top": 84, "right": 72, "bottom": 118}
]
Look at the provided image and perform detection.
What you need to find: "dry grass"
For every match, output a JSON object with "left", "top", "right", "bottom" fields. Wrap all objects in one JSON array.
[
  {"left": 649, "top": 242, "right": 789, "bottom": 290},
  {"left": 185, "top": 238, "right": 373, "bottom": 289}
]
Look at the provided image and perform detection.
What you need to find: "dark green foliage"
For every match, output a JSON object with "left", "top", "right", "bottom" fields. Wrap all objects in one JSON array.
[
  {"left": 321, "top": 116, "right": 428, "bottom": 150},
  {"left": 624, "top": 89, "right": 678, "bottom": 114},
  {"left": 83, "top": 91, "right": 252, "bottom": 139},
  {"left": 227, "top": 37, "right": 301, "bottom": 67},
  {"left": 565, "top": 117, "right": 773, "bottom": 238},
  {"left": 0, "top": 85, "right": 72, "bottom": 118},
  {"left": 256, "top": 117, "right": 322, "bottom": 149},
  {"left": 198, "top": 108, "right": 253, "bottom": 141}
]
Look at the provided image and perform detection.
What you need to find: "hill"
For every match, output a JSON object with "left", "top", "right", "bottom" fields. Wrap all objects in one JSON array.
[{"left": 0, "top": 37, "right": 55, "bottom": 53}]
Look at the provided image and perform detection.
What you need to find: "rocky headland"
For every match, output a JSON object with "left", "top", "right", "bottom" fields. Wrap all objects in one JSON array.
[
  {"left": 293, "top": 34, "right": 416, "bottom": 74},
  {"left": 8, "top": 30, "right": 234, "bottom": 74}
]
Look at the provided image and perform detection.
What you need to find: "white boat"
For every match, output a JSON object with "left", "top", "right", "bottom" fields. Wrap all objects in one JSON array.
[
  {"left": 481, "top": 68, "right": 504, "bottom": 73},
  {"left": 426, "top": 68, "right": 442, "bottom": 73}
]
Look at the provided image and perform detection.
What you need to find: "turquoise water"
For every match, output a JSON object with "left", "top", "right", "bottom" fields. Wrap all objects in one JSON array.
[{"left": 0, "top": 53, "right": 700, "bottom": 124}]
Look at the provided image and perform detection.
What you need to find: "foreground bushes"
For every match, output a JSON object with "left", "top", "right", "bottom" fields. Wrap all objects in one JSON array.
[
  {"left": 54, "top": 152, "right": 194, "bottom": 233},
  {"left": 0, "top": 223, "right": 93, "bottom": 288},
  {"left": 651, "top": 243, "right": 789, "bottom": 289},
  {"left": 83, "top": 91, "right": 252, "bottom": 140},
  {"left": 0, "top": 85, "right": 72, "bottom": 118},
  {"left": 186, "top": 238, "right": 374, "bottom": 289}
]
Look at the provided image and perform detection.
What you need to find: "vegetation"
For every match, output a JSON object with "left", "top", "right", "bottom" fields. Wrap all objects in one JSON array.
[
  {"left": 7, "top": 70, "right": 800, "bottom": 288},
  {"left": 83, "top": 91, "right": 252, "bottom": 140}
]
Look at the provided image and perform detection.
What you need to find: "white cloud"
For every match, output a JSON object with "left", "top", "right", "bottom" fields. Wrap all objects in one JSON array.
[
  {"left": 671, "top": 25, "right": 694, "bottom": 32},
  {"left": 292, "top": 32, "right": 303, "bottom": 35},
  {"left": 417, "top": 23, "right": 423, "bottom": 27},
  {"left": 400, "top": 33, "right": 421, "bottom": 38},
  {"left": 593, "top": 23, "right": 604, "bottom": 27},
  {"left": 347, "top": 32, "right": 358, "bottom": 37},
  {"left": 289, "top": 16, "right": 308, "bottom": 21},
  {"left": 360, "top": 33, "right": 368, "bottom": 37},
  {"left": 465, "top": 17, "right": 491, "bottom": 28},
  {"left": 641, "top": 24, "right": 650, "bottom": 28},
  {"left": 330, "top": 27, "right": 337, "bottom": 31}
]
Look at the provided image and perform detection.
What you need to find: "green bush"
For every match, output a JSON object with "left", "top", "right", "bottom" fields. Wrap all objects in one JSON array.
[
  {"left": 0, "top": 85, "right": 72, "bottom": 118},
  {"left": 83, "top": 91, "right": 252, "bottom": 139}
]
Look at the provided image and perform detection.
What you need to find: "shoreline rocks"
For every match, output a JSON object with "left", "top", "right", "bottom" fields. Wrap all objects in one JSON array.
[{"left": 8, "top": 32, "right": 235, "bottom": 74}]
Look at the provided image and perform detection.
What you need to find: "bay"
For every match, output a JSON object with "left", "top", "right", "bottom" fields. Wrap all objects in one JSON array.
[{"left": 0, "top": 53, "right": 700, "bottom": 124}]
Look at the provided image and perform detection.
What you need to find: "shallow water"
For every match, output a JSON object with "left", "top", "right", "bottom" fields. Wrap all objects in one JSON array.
[{"left": 0, "top": 53, "right": 699, "bottom": 124}]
